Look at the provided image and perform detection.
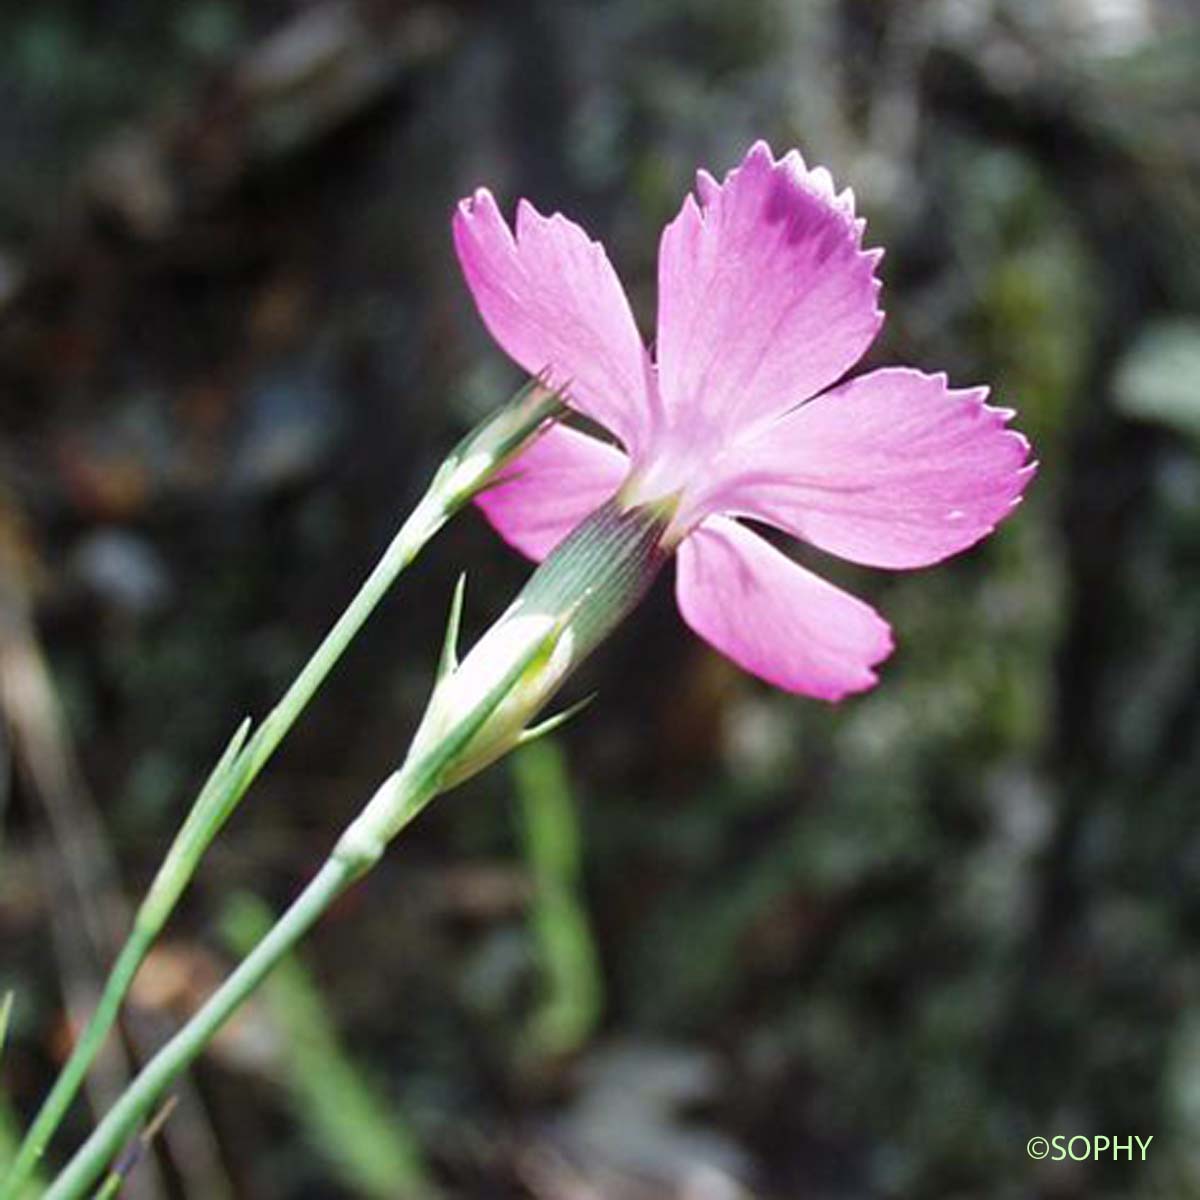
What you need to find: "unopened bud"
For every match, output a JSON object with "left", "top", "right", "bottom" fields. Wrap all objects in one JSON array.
[
  {"left": 432, "top": 377, "right": 566, "bottom": 509},
  {"left": 411, "top": 493, "right": 674, "bottom": 790}
]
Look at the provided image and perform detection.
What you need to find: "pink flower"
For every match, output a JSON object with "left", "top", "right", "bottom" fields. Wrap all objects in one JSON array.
[{"left": 453, "top": 142, "right": 1034, "bottom": 701}]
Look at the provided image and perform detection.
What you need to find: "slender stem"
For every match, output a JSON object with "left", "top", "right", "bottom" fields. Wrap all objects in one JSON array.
[
  {"left": 0, "top": 505, "right": 440, "bottom": 1199},
  {"left": 4, "top": 381, "right": 564, "bottom": 1198},
  {"left": 9, "top": 935, "right": 147, "bottom": 1189},
  {"left": 232, "top": 495, "right": 445, "bottom": 792},
  {"left": 44, "top": 577, "right": 572, "bottom": 1200},
  {"left": 44, "top": 854, "right": 362, "bottom": 1200}
]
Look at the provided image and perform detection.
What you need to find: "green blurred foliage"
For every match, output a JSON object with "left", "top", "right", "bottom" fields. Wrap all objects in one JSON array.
[
  {"left": 220, "top": 893, "right": 434, "bottom": 1199},
  {"left": 1114, "top": 319, "right": 1200, "bottom": 443},
  {"left": 510, "top": 739, "right": 604, "bottom": 1061}
]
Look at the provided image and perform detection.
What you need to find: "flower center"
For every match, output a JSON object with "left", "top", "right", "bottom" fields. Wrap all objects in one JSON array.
[{"left": 619, "top": 423, "right": 742, "bottom": 545}]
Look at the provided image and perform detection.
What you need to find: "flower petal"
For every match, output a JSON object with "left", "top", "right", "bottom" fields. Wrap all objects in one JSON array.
[
  {"left": 655, "top": 141, "right": 883, "bottom": 438},
  {"left": 716, "top": 368, "right": 1035, "bottom": 569},
  {"left": 454, "top": 189, "right": 652, "bottom": 453},
  {"left": 675, "top": 517, "right": 893, "bottom": 700},
  {"left": 476, "top": 424, "right": 629, "bottom": 561}
]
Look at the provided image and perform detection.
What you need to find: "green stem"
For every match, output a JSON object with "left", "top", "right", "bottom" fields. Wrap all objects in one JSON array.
[
  {"left": 2, "top": 381, "right": 564, "bottom": 1199},
  {"left": 2, "top": 508, "right": 438, "bottom": 1200},
  {"left": 45, "top": 585, "right": 571, "bottom": 1200},
  {"left": 44, "top": 853, "right": 365, "bottom": 1200},
  {"left": 225, "top": 493, "right": 444, "bottom": 798}
]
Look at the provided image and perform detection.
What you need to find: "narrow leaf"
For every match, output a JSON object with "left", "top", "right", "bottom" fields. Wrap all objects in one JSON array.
[{"left": 437, "top": 574, "right": 467, "bottom": 681}]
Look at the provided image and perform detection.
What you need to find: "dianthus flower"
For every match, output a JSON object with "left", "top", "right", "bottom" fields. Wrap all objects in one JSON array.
[{"left": 453, "top": 142, "right": 1033, "bottom": 700}]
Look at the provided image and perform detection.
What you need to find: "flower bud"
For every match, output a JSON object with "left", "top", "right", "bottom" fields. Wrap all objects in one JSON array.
[
  {"left": 410, "top": 493, "right": 673, "bottom": 790},
  {"left": 430, "top": 376, "right": 566, "bottom": 510}
]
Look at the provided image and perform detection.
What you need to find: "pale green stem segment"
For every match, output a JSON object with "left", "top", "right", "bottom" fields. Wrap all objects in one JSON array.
[
  {"left": 43, "top": 612, "right": 570, "bottom": 1200},
  {"left": 220, "top": 893, "right": 434, "bottom": 1199},
  {"left": 1, "top": 379, "right": 565, "bottom": 1200},
  {"left": 0, "top": 1096, "right": 42, "bottom": 1200},
  {"left": 46, "top": 483, "right": 672, "bottom": 1200},
  {"left": 0, "top": 994, "right": 12, "bottom": 1063},
  {"left": 48, "top": 858, "right": 357, "bottom": 1200},
  {"left": 91, "top": 1169, "right": 121, "bottom": 1200}
]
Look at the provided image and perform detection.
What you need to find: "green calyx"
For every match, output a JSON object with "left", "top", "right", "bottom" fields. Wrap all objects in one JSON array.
[
  {"left": 432, "top": 375, "right": 567, "bottom": 509},
  {"left": 409, "top": 493, "right": 674, "bottom": 793},
  {"left": 517, "top": 492, "right": 674, "bottom": 657}
]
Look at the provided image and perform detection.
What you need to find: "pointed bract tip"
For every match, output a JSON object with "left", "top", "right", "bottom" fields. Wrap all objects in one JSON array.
[
  {"left": 438, "top": 573, "right": 468, "bottom": 681},
  {"left": 517, "top": 691, "right": 598, "bottom": 746}
]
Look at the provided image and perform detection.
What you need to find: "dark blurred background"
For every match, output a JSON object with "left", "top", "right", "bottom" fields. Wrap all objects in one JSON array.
[{"left": 2, "top": 1, "right": 1199, "bottom": 1197}]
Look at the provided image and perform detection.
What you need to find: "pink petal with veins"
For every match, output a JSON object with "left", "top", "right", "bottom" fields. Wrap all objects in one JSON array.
[
  {"left": 476, "top": 424, "right": 629, "bottom": 562},
  {"left": 715, "top": 368, "right": 1035, "bottom": 569},
  {"left": 655, "top": 141, "right": 883, "bottom": 442},
  {"left": 454, "top": 189, "right": 654, "bottom": 455},
  {"left": 675, "top": 517, "right": 893, "bottom": 700}
]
